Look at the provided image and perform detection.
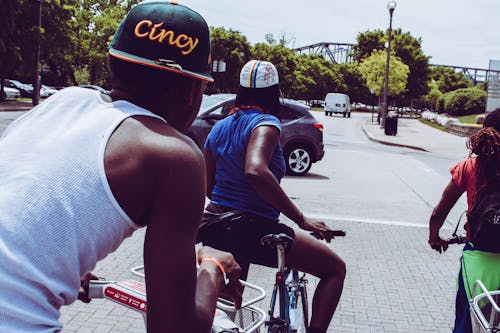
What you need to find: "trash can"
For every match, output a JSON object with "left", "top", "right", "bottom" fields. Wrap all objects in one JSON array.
[{"left": 384, "top": 112, "right": 398, "bottom": 136}]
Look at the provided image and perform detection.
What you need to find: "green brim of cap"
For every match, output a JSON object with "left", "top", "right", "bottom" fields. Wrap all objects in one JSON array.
[{"left": 109, "top": 48, "right": 214, "bottom": 83}]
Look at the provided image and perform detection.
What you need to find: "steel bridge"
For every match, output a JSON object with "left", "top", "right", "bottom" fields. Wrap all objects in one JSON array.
[{"left": 293, "top": 42, "right": 500, "bottom": 83}]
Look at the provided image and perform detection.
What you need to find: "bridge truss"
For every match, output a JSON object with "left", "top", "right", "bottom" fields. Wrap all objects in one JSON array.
[{"left": 293, "top": 42, "right": 499, "bottom": 83}]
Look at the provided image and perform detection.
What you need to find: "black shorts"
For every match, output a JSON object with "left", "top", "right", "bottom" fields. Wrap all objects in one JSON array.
[{"left": 197, "top": 203, "right": 295, "bottom": 268}]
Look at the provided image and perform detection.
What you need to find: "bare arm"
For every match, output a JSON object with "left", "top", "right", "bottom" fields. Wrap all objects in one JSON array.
[
  {"left": 143, "top": 133, "right": 219, "bottom": 332},
  {"left": 244, "top": 126, "right": 333, "bottom": 239},
  {"left": 105, "top": 117, "right": 239, "bottom": 333},
  {"left": 428, "top": 180, "right": 464, "bottom": 253},
  {"left": 245, "top": 126, "right": 302, "bottom": 222}
]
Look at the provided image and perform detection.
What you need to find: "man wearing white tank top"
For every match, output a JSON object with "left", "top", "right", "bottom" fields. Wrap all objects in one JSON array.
[{"left": 0, "top": 2, "right": 241, "bottom": 332}]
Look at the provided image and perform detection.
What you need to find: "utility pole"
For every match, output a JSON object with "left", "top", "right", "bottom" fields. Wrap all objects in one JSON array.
[
  {"left": 381, "top": 0, "right": 397, "bottom": 127},
  {"left": 33, "top": 0, "right": 43, "bottom": 106}
]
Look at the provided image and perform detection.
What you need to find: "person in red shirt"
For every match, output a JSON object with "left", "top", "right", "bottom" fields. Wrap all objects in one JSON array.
[{"left": 429, "top": 108, "right": 500, "bottom": 333}]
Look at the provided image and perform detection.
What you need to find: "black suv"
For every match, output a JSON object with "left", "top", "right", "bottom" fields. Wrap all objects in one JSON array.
[{"left": 188, "top": 95, "right": 325, "bottom": 176}]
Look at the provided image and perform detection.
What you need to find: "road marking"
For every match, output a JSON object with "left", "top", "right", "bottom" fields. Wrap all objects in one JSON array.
[{"left": 306, "top": 213, "right": 454, "bottom": 230}]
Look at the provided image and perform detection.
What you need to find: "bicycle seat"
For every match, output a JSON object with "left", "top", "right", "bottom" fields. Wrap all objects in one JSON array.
[{"left": 260, "top": 233, "right": 294, "bottom": 249}]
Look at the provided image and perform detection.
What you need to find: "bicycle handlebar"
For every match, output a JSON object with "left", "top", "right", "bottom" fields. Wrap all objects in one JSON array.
[
  {"left": 310, "top": 229, "right": 346, "bottom": 239},
  {"left": 446, "top": 235, "right": 467, "bottom": 245}
]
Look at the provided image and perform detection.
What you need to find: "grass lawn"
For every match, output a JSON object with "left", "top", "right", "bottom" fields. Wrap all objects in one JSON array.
[
  {"left": 456, "top": 114, "right": 483, "bottom": 124},
  {"left": 418, "top": 118, "right": 447, "bottom": 132}
]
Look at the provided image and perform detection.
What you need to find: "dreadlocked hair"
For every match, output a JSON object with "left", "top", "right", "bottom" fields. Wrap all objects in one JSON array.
[{"left": 467, "top": 109, "right": 500, "bottom": 194}]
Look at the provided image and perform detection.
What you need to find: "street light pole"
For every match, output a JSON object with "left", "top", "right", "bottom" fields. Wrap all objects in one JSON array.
[
  {"left": 382, "top": 0, "right": 396, "bottom": 127},
  {"left": 33, "top": 0, "right": 43, "bottom": 106}
]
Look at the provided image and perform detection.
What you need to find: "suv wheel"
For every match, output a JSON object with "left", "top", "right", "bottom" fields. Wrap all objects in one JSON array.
[{"left": 285, "top": 145, "right": 312, "bottom": 176}]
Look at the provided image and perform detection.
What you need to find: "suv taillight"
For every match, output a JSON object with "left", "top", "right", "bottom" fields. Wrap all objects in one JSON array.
[{"left": 313, "top": 123, "right": 323, "bottom": 132}]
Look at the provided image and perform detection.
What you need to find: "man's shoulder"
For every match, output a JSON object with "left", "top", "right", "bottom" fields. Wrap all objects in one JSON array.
[{"left": 130, "top": 117, "right": 203, "bottom": 166}]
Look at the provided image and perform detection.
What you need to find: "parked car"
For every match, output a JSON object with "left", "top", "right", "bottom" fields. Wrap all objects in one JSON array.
[
  {"left": 4, "top": 79, "right": 34, "bottom": 98},
  {"left": 188, "top": 94, "right": 325, "bottom": 176},
  {"left": 309, "top": 100, "right": 325, "bottom": 108},
  {"left": 79, "top": 85, "right": 110, "bottom": 94},
  {"left": 200, "top": 93, "right": 235, "bottom": 111},
  {"left": 1, "top": 87, "right": 21, "bottom": 99},
  {"left": 40, "top": 85, "right": 59, "bottom": 98}
]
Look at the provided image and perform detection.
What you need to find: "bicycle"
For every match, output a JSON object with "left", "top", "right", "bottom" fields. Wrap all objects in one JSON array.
[
  {"left": 83, "top": 265, "right": 266, "bottom": 333},
  {"left": 260, "top": 229, "right": 346, "bottom": 333},
  {"left": 444, "top": 217, "right": 500, "bottom": 333}
]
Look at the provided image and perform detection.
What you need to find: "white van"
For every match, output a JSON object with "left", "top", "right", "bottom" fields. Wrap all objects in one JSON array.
[{"left": 324, "top": 93, "right": 351, "bottom": 117}]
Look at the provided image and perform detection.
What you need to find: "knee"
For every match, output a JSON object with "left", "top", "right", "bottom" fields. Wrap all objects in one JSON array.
[
  {"left": 320, "top": 253, "right": 346, "bottom": 280},
  {"left": 333, "top": 257, "right": 347, "bottom": 281}
]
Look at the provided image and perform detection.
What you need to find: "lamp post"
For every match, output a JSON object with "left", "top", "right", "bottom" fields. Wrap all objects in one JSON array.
[
  {"left": 33, "top": 0, "right": 43, "bottom": 106},
  {"left": 381, "top": 0, "right": 396, "bottom": 128}
]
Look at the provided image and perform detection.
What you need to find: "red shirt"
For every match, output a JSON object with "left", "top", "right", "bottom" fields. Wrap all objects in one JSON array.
[
  {"left": 450, "top": 157, "right": 478, "bottom": 208},
  {"left": 450, "top": 157, "right": 478, "bottom": 236}
]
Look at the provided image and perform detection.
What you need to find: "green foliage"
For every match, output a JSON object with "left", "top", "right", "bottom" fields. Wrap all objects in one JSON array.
[
  {"left": 391, "top": 29, "right": 430, "bottom": 101},
  {"left": 358, "top": 50, "right": 409, "bottom": 97},
  {"left": 430, "top": 66, "right": 471, "bottom": 93},
  {"left": 418, "top": 80, "right": 442, "bottom": 110},
  {"left": 354, "top": 29, "right": 430, "bottom": 104},
  {"left": 291, "top": 54, "right": 344, "bottom": 100},
  {"left": 437, "top": 87, "right": 486, "bottom": 116},
  {"left": 251, "top": 43, "right": 297, "bottom": 97},
  {"left": 338, "top": 63, "right": 373, "bottom": 104},
  {"left": 352, "top": 30, "right": 385, "bottom": 62},
  {"left": 72, "top": 0, "right": 138, "bottom": 88},
  {"left": 207, "top": 27, "right": 252, "bottom": 94}
]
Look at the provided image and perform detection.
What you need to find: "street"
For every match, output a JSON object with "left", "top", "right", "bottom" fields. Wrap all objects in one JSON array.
[
  {"left": 285, "top": 111, "right": 468, "bottom": 228},
  {"left": 0, "top": 110, "right": 469, "bottom": 332}
]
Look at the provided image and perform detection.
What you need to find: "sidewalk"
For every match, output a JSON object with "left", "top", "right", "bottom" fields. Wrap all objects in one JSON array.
[{"left": 362, "top": 116, "right": 468, "bottom": 157}]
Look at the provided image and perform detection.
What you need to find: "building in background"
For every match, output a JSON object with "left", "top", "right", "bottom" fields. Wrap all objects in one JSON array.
[{"left": 486, "top": 60, "right": 500, "bottom": 113}]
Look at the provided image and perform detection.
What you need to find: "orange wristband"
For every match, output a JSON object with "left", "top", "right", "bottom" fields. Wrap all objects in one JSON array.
[{"left": 201, "top": 257, "right": 229, "bottom": 285}]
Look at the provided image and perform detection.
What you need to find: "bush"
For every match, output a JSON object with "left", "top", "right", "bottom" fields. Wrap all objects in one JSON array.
[
  {"left": 437, "top": 88, "right": 486, "bottom": 116},
  {"left": 436, "top": 93, "right": 453, "bottom": 114}
]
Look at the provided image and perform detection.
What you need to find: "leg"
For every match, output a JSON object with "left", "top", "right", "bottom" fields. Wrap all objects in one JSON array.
[
  {"left": 286, "top": 229, "right": 346, "bottom": 331},
  {"left": 454, "top": 266, "right": 472, "bottom": 333}
]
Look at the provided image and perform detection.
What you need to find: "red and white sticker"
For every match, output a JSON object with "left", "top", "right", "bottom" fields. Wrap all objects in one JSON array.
[{"left": 104, "top": 286, "right": 147, "bottom": 313}]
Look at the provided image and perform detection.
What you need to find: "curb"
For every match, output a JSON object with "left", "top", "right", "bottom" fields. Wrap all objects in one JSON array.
[{"left": 361, "top": 121, "right": 428, "bottom": 152}]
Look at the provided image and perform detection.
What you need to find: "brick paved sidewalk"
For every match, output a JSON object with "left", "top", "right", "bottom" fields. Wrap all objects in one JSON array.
[{"left": 60, "top": 218, "right": 461, "bottom": 333}]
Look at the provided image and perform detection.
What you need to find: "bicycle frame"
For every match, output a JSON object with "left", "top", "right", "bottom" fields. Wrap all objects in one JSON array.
[
  {"left": 267, "top": 242, "right": 293, "bottom": 332},
  {"left": 265, "top": 237, "right": 309, "bottom": 333}
]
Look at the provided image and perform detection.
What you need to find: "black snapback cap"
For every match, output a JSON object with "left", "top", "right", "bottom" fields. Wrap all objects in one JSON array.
[{"left": 109, "top": 1, "right": 213, "bottom": 82}]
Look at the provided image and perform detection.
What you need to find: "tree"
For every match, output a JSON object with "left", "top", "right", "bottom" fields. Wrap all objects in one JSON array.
[
  {"left": 291, "top": 54, "right": 344, "bottom": 100},
  {"left": 352, "top": 30, "right": 385, "bottom": 62},
  {"left": 358, "top": 49, "right": 409, "bottom": 103},
  {"left": 207, "top": 27, "right": 252, "bottom": 94},
  {"left": 72, "top": 0, "right": 138, "bottom": 88},
  {"left": 251, "top": 43, "right": 297, "bottom": 97},
  {"left": 417, "top": 80, "right": 442, "bottom": 110},
  {"left": 354, "top": 29, "right": 430, "bottom": 104},
  {"left": 429, "top": 66, "right": 471, "bottom": 93},
  {"left": 338, "top": 63, "right": 374, "bottom": 105},
  {"left": 391, "top": 29, "right": 430, "bottom": 103},
  {"left": 0, "top": 0, "right": 25, "bottom": 100}
]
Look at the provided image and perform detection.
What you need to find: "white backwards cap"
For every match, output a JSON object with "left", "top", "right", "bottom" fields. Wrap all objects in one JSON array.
[{"left": 239, "top": 60, "right": 279, "bottom": 88}]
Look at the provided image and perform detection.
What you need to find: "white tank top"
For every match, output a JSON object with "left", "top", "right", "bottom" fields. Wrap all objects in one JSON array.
[{"left": 0, "top": 87, "right": 165, "bottom": 332}]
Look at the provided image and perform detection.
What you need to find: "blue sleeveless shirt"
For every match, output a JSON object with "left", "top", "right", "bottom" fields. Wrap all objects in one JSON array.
[{"left": 205, "top": 109, "right": 285, "bottom": 221}]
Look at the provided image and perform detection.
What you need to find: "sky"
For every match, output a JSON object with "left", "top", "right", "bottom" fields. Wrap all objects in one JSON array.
[{"left": 181, "top": 0, "right": 500, "bottom": 70}]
